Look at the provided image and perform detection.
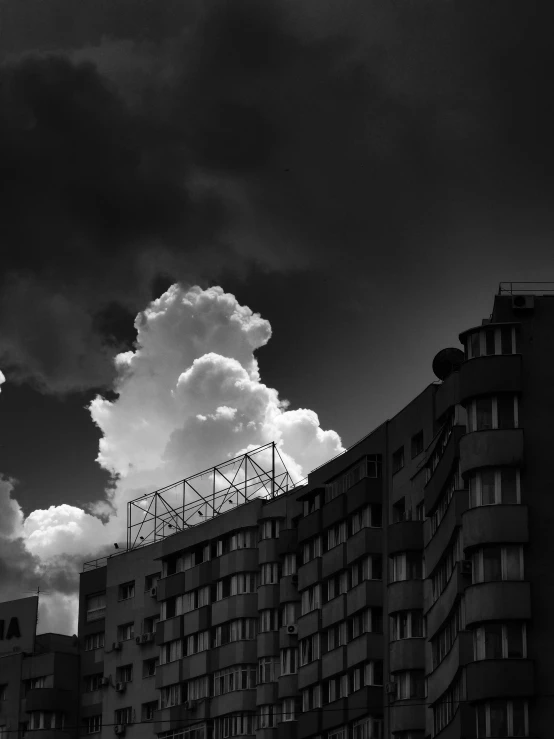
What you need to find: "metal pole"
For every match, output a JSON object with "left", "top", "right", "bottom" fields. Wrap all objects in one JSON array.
[
  {"left": 272, "top": 443, "right": 275, "bottom": 498},
  {"left": 154, "top": 494, "right": 157, "bottom": 542},
  {"left": 213, "top": 470, "right": 216, "bottom": 519},
  {"left": 244, "top": 454, "right": 247, "bottom": 504}
]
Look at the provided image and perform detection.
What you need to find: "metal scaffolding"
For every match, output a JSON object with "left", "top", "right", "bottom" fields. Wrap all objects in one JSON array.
[{"left": 126, "top": 442, "right": 293, "bottom": 551}]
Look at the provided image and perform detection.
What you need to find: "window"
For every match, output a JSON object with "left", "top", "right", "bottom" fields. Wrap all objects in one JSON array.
[
  {"left": 352, "top": 717, "right": 383, "bottom": 739},
  {"left": 302, "top": 685, "right": 322, "bottom": 712},
  {"left": 390, "top": 552, "right": 423, "bottom": 582},
  {"left": 260, "top": 519, "right": 280, "bottom": 540},
  {"left": 466, "top": 395, "right": 519, "bottom": 432},
  {"left": 430, "top": 467, "right": 462, "bottom": 536},
  {"left": 324, "top": 676, "right": 349, "bottom": 703},
  {"left": 324, "top": 456, "right": 381, "bottom": 503},
  {"left": 158, "top": 726, "right": 207, "bottom": 739},
  {"left": 411, "top": 431, "right": 424, "bottom": 459},
  {"left": 327, "top": 728, "right": 347, "bottom": 739},
  {"left": 282, "top": 554, "right": 297, "bottom": 576},
  {"left": 84, "top": 632, "right": 105, "bottom": 651},
  {"left": 303, "top": 536, "right": 322, "bottom": 564},
  {"left": 213, "top": 713, "right": 255, "bottom": 739},
  {"left": 117, "top": 622, "right": 134, "bottom": 641},
  {"left": 257, "top": 705, "right": 277, "bottom": 729},
  {"left": 118, "top": 581, "right": 135, "bottom": 601},
  {"left": 326, "top": 571, "right": 349, "bottom": 602},
  {"left": 431, "top": 602, "right": 464, "bottom": 669},
  {"left": 84, "top": 674, "right": 103, "bottom": 692},
  {"left": 86, "top": 592, "right": 106, "bottom": 622},
  {"left": 364, "top": 660, "right": 384, "bottom": 686},
  {"left": 85, "top": 716, "right": 102, "bottom": 734},
  {"left": 432, "top": 532, "right": 463, "bottom": 601},
  {"left": 142, "top": 702, "right": 158, "bottom": 722},
  {"left": 349, "top": 607, "right": 383, "bottom": 637},
  {"left": 281, "top": 603, "right": 298, "bottom": 626},
  {"left": 161, "top": 683, "right": 183, "bottom": 708},
  {"left": 213, "top": 619, "right": 257, "bottom": 647},
  {"left": 392, "top": 446, "right": 405, "bottom": 473},
  {"left": 0, "top": 685, "right": 6, "bottom": 701},
  {"left": 396, "top": 670, "right": 425, "bottom": 700},
  {"left": 163, "top": 587, "right": 209, "bottom": 617},
  {"left": 326, "top": 521, "right": 347, "bottom": 550},
  {"left": 114, "top": 708, "right": 133, "bottom": 726},
  {"left": 258, "top": 657, "right": 280, "bottom": 684},
  {"left": 185, "top": 676, "right": 209, "bottom": 701},
  {"left": 351, "top": 554, "right": 382, "bottom": 585},
  {"left": 29, "top": 712, "right": 65, "bottom": 730},
  {"left": 281, "top": 698, "right": 296, "bottom": 722},
  {"left": 260, "top": 563, "right": 280, "bottom": 585},
  {"left": 280, "top": 648, "right": 298, "bottom": 675},
  {"left": 215, "top": 573, "right": 258, "bottom": 600},
  {"left": 116, "top": 664, "right": 133, "bottom": 683},
  {"left": 143, "top": 658, "right": 158, "bottom": 678},
  {"left": 213, "top": 666, "right": 257, "bottom": 695},
  {"left": 145, "top": 572, "right": 161, "bottom": 591},
  {"left": 186, "top": 630, "right": 210, "bottom": 655},
  {"left": 300, "top": 634, "right": 320, "bottom": 666},
  {"left": 351, "top": 504, "right": 382, "bottom": 535},
  {"left": 259, "top": 609, "right": 279, "bottom": 633},
  {"left": 301, "top": 584, "right": 321, "bottom": 615},
  {"left": 26, "top": 676, "right": 48, "bottom": 691},
  {"left": 472, "top": 546, "right": 524, "bottom": 583},
  {"left": 326, "top": 622, "right": 348, "bottom": 651},
  {"left": 469, "top": 468, "right": 521, "bottom": 507},
  {"left": 434, "top": 674, "right": 464, "bottom": 734},
  {"left": 303, "top": 493, "right": 321, "bottom": 516},
  {"left": 392, "top": 499, "right": 406, "bottom": 523},
  {"left": 160, "top": 639, "right": 183, "bottom": 664},
  {"left": 143, "top": 615, "right": 160, "bottom": 635},
  {"left": 475, "top": 699, "right": 528, "bottom": 737},
  {"left": 211, "top": 529, "right": 258, "bottom": 558},
  {"left": 415, "top": 502, "right": 425, "bottom": 521},
  {"left": 390, "top": 611, "right": 425, "bottom": 640},
  {"left": 474, "top": 623, "right": 526, "bottom": 660},
  {"left": 465, "top": 326, "right": 519, "bottom": 359}
]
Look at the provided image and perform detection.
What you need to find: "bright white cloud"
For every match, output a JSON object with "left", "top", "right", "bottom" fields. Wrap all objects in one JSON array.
[{"left": 0, "top": 285, "right": 344, "bottom": 633}]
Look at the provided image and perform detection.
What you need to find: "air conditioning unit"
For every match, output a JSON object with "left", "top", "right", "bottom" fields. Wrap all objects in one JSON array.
[
  {"left": 512, "top": 295, "right": 534, "bottom": 311},
  {"left": 141, "top": 633, "right": 154, "bottom": 644},
  {"left": 100, "top": 677, "right": 110, "bottom": 687},
  {"left": 286, "top": 624, "right": 298, "bottom": 635},
  {"left": 113, "top": 641, "right": 123, "bottom": 651},
  {"left": 183, "top": 701, "right": 192, "bottom": 710},
  {"left": 135, "top": 636, "right": 142, "bottom": 645},
  {"left": 150, "top": 587, "right": 157, "bottom": 598},
  {"left": 385, "top": 682, "right": 397, "bottom": 697},
  {"left": 114, "top": 726, "right": 126, "bottom": 736},
  {"left": 460, "top": 560, "right": 472, "bottom": 576},
  {"left": 115, "top": 682, "right": 126, "bottom": 693}
]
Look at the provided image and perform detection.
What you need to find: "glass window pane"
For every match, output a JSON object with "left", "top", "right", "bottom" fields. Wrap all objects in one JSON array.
[
  {"left": 469, "top": 474, "right": 478, "bottom": 507},
  {"left": 505, "top": 623, "right": 524, "bottom": 659},
  {"left": 489, "top": 700, "right": 508, "bottom": 736},
  {"left": 485, "top": 329, "right": 496, "bottom": 355},
  {"left": 497, "top": 395, "right": 515, "bottom": 430},
  {"left": 476, "top": 398, "right": 493, "bottom": 430},
  {"left": 504, "top": 546, "right": 522, "bottom": 580},
  {"left": 471, "top": 333, "right": 481, "bottom": 359},
  {"left": 511, "top": 699, "right": 526, "bottom": 736},
  {"left": 483, "top": 547, "right": 502, "bottom": 581},
  {"left": 476, "top": 704, "right": 486, "bottom": 736},
  {"left": 501, "top": 326, "right": 513, "bottom": 355},
  {"left": 501, "top": 469, "right": 518, "bottom": 503},
  {"left": 484, "top": 624, "right": 503, "bottom": 659},
  {"left": 481, "top": 470, "right": 496, "bottom": 505}
]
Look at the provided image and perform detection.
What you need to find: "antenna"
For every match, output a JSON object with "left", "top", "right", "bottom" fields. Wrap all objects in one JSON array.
[{"left": 23, "top": 586, "right": 50, "bottom": 629}]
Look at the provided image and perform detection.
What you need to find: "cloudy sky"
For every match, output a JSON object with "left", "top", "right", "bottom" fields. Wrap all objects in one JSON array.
[{"left": 0, "top": 0, "right": 553, "bottom": 631}]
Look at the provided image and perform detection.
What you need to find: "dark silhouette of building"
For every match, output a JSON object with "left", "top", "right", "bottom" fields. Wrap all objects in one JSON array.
[{"left": 78, "top": 285, "right": 545, "bottom": 739}]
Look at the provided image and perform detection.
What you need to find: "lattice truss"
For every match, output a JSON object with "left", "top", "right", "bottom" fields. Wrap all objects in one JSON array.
[{"left": 127, "top": 442, "right": 293, "bottom": 549}]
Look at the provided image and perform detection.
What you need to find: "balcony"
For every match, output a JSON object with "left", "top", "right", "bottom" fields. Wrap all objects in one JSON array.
[
  {"left": 297, "top": 660, "right": 321, "bottom": 689},
  {"left": 389, "top": 700, "right": 425, "bottom": 734},
  {"left": 459, "top": 428, "right": 524, "bottom": 477},
  {"left": 387, "top": 580, "right": 423, "bottom": 614},
  {"left": 464, "top": 581, "right": 531, "bottom": 626},
  {"left": 156, "top": 571, "right": 186, "bottom": 601},
  {"left": 156, "top": 614, "right": 183, "bottom": 645},
  {"left": 278, "top": 674, "right": 298, "bottom": 698},
  {"left": 348, "top": 686, "right": 383, "bottom": 720},
  {"left": 425, "top": 426, "right": 466, "bottom": 514},
  {"left": 434, "top": 370, "right": 460, "bottom": 422},
  {"left": 425, "top": 566, "right": 467, "bottom": 639},
  {"left": 346, "top": 632, "right": 382, "bottom": 668},
  {"left": 210, "top": 690, "right": 256, "bottom": 718},
  {"left": 346, "top": 580, "right": 382, "bottom": 616},
  {"left": 297, "top": 510, "right": 322, "bottom": 543},
  {"left": 257, "top": 584, "right": 280, "bottom": 610},
  {"left": 257, "top": 631, "right": 279, "bottom": 657},
  {"left": 322, "top": 543, "right": 346, "bottom": 577},
  {"left": 458, "top": 353, "right": 522, "bottom": 405},
  {"left": 211, "top": 593, "right": 258, "bottom": 626},
  {"left": 388, "top": 520, "right": 423, "bottom": 554},
  {"left": 322, "top": 594, "right": 346, "bottom": 629},
  {"left": 155, "top": 659, "right": 183, "bottom": 688},
  {"left": 322, "top": 646, "right": 346, "bottom": 679},
  {"left": 425, "top": 490, "right": 468, "bottom": 576},
  {"left": 465, "top": 659, "right": 534, "bottom": 701},
  {"left": 462, "top": 504, "right": 528, "bottom": 551},
  {"left": 389, "top": 638, "right": 425, "bottom": 673},
  {"left": 279, "top": 575, "right": 299, "bottom": 603},
  {"left": 297, "top": 610, "right": 321, "bottom": 639},
  {"left": 256, "top": 682, "right": 278, "bottom": 704},
  {"left": 298, "top": 558, "right": 321, "bottom": 591},
  {"left": 25, "top": 688, "right": 71, "bottom": 712},
  {"left": 258, "top": 538, "right": 280, "bottom": 563},
  {"left": 346, "top": 527, "right": 382, "bottom": 564},
  {"left": 426, "top": 631, "right": 473, "bottom": 704}
]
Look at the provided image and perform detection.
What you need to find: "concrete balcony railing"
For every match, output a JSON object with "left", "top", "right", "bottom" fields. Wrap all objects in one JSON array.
[
  {"left": 425, "top": 490, "right": 468, "bottom": 576},
  {"left": 388, "top": 520, "right": 424, "bottom": 554},
  {"left": 389, "top": 638, "right": 426, "bottom": 674},
  {"left": 465, "top": 659, "right": 534, "bottom": 701},
  {"left": 464, "top": 581, "right": 531, "bottom": 627},
  {"left": 389, "top": 699, "right": 425, "bottom": 734},
  {"left": 462, "top": 504, "right": 528, "bottom": 551},
  {"left": 388, "top": 579, "right": 423, "bottom": 614},
  {"left": 459, "top": 428, "right": 524, "bottom": 477},
  {"left": 426, "top": 631, "right": 473, "bottom": 705},
  {"left": 425, "top": 426, "right": 466, "bottom": 513},
  {"left": 458, "top": 353, "right": 522, "bottom": 405}
]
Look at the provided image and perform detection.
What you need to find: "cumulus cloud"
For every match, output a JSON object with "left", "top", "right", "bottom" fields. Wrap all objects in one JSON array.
[{"left": 0, "top": 286, "right": 343, "bottom": 631}]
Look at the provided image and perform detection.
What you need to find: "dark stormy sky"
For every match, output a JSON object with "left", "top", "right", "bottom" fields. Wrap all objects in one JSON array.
[{"left": 0, "top": 0, "right": 553, "bottom": 628}]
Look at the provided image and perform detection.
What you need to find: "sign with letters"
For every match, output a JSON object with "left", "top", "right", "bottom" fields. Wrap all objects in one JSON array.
[{"left": 0, "top": 596, "right": 38, "bottom": 656}]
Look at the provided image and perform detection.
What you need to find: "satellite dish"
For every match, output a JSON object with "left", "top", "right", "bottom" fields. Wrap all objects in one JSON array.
[{"left": 432, "top": 348, "right": 465, "bottom": 381}]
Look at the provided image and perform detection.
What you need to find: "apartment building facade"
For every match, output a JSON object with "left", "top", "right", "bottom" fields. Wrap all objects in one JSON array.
[{"left": 79, "top": 287, "right": 547, "bottom": 739}]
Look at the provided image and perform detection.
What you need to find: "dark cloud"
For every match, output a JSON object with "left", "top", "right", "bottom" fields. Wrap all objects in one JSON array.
[{"left": 0, "top": 0, "right": 553, "bottom": 392}]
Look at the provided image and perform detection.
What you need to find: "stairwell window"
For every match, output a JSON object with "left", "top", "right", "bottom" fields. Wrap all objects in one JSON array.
[
  {"left": 469, "top": 468, "right": 521, "bottom": 507},
  {"left": 474, "top": 622, "right": 526, "bottom": 660},
  {"left": 389, "top": 553, "right": 423, "bottom": 582},
  {"left": 411, "top": 431, "right": 424, "bottom": 459},
  {"left": 434, "top": 674, "right": 464, "bottom": 734},
  {"left": 475, "top": 699, "right": 528, "bottom": 737},
  {"left": 390, "top": 610, "right": 425, "bottom": 640},
  {"left": 466, "top": 395, "right": 519, "bottom": 432},
  {"left": 431, "top": 602, "right": 464, "bottom": 669},
  {"left": 472, "top": 546, "right": 524, "bottom": 583}
]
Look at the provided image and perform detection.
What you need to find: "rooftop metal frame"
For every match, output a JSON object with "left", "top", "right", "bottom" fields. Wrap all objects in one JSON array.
[{"left": 498, "top": 281, "right": 554, "bottom": 295}]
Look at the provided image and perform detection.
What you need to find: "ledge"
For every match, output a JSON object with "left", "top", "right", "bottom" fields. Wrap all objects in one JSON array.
[
  {"left": 389, "top": 638, "right": 425, "bottom": 674},
  {"left": 459, "top": 428, "right": 524, "bottom": 477},
  {"left": 458, "top": 354, "right": 522, "bottom": 405},
  {"left": 388, "top": 520, "right": 424, "bottom": 554},
  {"left": 425, "top": 490, "right": 468, "bottom": 576},
  {"left": 465, "top": 659, "right": 534, "bottom": 702},
  {"left": 464, "top": 581, "right": 531, "bottom": 626},
  {"left": 426, "top": 631, "right": 472, "bottom": 704},
  {"left": 387, "top": 580, "right": 423, "bottom": 614},
  {"left": 462, "top": 504, "right": 528, "bottom": 551},
  {"left": 425, "top": 426, "right": 466, "bottom": 514}
]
